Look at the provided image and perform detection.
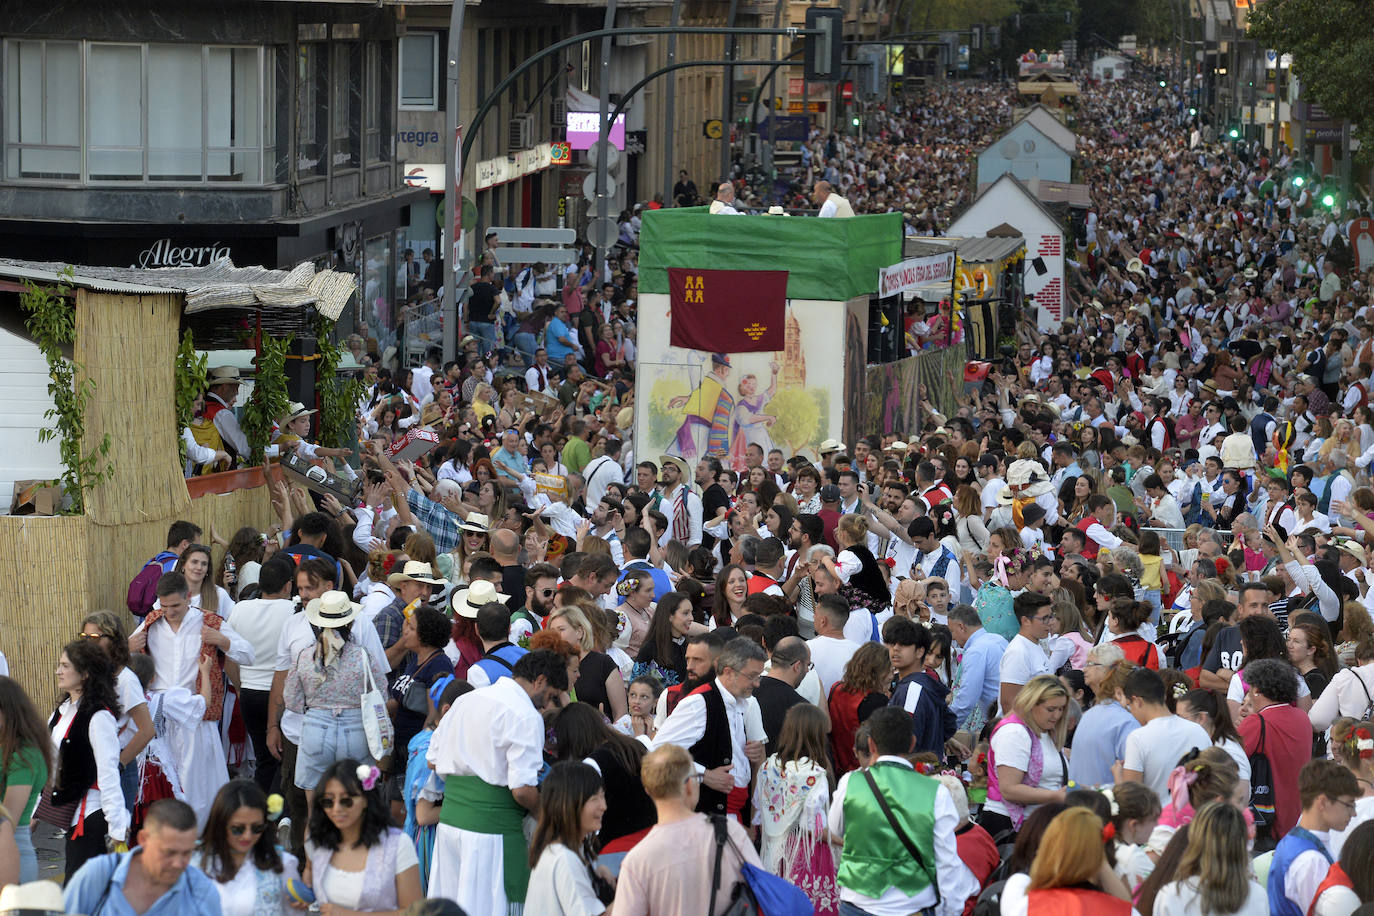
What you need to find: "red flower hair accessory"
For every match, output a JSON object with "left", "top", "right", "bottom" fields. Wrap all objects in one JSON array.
[{"left": 1102, "top": 822, "right": 1116, "bottom": 843}]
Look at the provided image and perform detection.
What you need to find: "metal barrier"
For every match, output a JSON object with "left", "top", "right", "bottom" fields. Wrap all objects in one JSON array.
[{"left": 399, "top": 297, "right": 443, "bottom": 365}]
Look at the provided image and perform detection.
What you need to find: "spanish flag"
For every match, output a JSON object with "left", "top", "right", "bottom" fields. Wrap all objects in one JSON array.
[{"left": 668, "top": 267, "right": 788, "bottom": 353}]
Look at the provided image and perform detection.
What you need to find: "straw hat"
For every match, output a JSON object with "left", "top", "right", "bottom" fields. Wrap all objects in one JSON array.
[
  {"left": 388, "top": 561, "right": 446, "bottom": 587},
  {"left": 1126, "top": 257, "right": 1145, "bottom": 276},
  {"left": 659, "top": 454, "right": 693, "bottom": 483},
  {"left": 279, "top": 401, "right": 317, "bottom": 425},
  {"left": 1335, "top": 538, "right": 1367, "bottom": 565},
  {"left": 305, "top": 591, "right": 361, "bottom": 629},
  {"left": 998, "top": 459, "right": 1055, "bottom": 503},
  {"left": 208, "top": 366, "right": 242, "bottom": 385},
  {"left": 451, "top": 579, "right": 509, "bottom": 618},
  {"left": 0, "top": 881, "right": 64, "bottom": 914},
  {"left": 458, "top": 513, "right": 491, "bottom": 534},
  {"left": 818, "top": 438, "right": 843, "bottom": 454}
]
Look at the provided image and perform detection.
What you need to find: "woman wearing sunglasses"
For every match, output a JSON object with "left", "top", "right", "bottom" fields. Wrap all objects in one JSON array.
[
  {"left": 301, "top": 759, "right": 422, "bottom": 912},
  {"left": 194, "top": 779, "right": 299, "bottom": 915}
]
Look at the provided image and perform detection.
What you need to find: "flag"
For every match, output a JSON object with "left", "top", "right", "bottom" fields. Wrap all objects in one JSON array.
[{"left": 668, "top": 267, "right": 788, "bottom": 353}]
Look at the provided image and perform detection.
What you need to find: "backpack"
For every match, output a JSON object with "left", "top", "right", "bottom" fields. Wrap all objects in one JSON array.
[
  {"left": 126, "top": 551, "right": 178, "bottom": 618},
  {"left": 1248, "top": 713, "right": 1279, "bottom": 853}
]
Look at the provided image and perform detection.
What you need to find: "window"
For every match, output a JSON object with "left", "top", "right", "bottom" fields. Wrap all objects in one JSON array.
[
  {"left": 4, "top": 40, "right": 81, "bottom": 179},
  {"left": 4, "top": 40, "right": 266, "bottom": 184},
  {"left": 331, "top": 43, "right": 358, "bottom": 170},
  {"left": 297, "top": 43, "right": 327, "bottom": 178},
  {"left": 398, "top": 32, "right": 438, "bottom": 109}
]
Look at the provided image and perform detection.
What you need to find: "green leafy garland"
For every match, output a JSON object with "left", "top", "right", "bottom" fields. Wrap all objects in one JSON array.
[
  {"left": 241, "top": 334, "right": 293, "bottom": 466},
  {"left": 174, "top": 330, "right": 208, "bottom": 466},
  {"left": 20, "top": 274, "right": 114, "bottom": 514},
  {"left": 314, "top": 314, "right": 365, "bottom": 451}
]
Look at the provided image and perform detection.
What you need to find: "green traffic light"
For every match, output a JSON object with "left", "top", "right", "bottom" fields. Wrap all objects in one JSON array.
[
  {"left": 1159, "top": 80, "right": 1167, "bottom": 87},
  {"left": 1189, "top": 107, "right": 1197, "bottom": 116},
  {"left": 1323, "top": 193, "right": 1336, "bottom": 207},
  {"left": 851, "top": 117, "right": 859, "bottom": 127},
  {"left": 1228, "top": 128, "right": 1239, "bottom": 139},
  {"left": 1293, "top": 176, "right": 1304, "bottom": 187}
]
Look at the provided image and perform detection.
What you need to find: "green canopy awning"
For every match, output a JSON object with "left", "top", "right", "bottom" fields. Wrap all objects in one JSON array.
[{"left": 639, "top": 208, "right": 902, "bottom": 301}]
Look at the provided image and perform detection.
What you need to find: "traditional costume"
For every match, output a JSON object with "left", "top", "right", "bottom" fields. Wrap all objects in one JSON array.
[{"left": 426, "top": 676, "right": 543, "bottom": 914}]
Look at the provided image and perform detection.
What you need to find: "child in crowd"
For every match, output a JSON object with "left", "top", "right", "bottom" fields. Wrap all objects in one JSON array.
[
  {"left": 405, "top": 677, "right": 471, "bottom": 890},
  {"left": 1019, "top": 503, "right": 1051, "bottom": 557},
  {"left": 615, "top": 675, "right": 662, "bottom": 739},
  {"left": 923, "top": 579, "right": 950, "bottom": 624}
]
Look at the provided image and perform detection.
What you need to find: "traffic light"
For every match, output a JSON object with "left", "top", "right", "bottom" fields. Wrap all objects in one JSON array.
[
  {"left": 851, "top": 116, "right": 860, "bottom": 127},
  {"left": 1323, "top": 192, "right": 1338, "bottom": 208},
  {"left": 1188, "top": 107, "right": 1197, "bottom": 116},
  {"left": 1228, "top": 127, "right": 1240, "bottom": 139},
  {"left": 1292, "top": 176, "right": 1304, "bottom": 188},
  {"left": 1159, "top": 80, "right": 1167, "bottom": 88},
  {"left": 804, "top": 7, "right": 844, "bottom": 82}
]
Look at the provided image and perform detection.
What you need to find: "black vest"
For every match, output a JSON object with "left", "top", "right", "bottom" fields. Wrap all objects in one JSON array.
[
  {"left": 687, "top": 682, "right": 734, "bottom": 815},
  {"left": 847, "top": 544, "right": 889, "bottom": 603},
  {"left": 48, "top": 702, "right": 106, "bottom": 806}
]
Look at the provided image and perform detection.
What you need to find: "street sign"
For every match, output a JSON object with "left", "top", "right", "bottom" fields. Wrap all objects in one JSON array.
[
  {"left": 492, "top": 247, "right": 578, "bottom": 265},
  {"left": 586, "top": 139, "right": 621, "bottom": 172},
  {"left": 587, "top": 217, "right": 619, "bottom": 249},
  {"left": 583, "top": 173, "right": 617, "bottom": 199},
  {"left": 703, "top": 119, "right": 724, "bottom": 139},
  {"left": 489, "top": 226, "right": 578, "bottom": 266}
]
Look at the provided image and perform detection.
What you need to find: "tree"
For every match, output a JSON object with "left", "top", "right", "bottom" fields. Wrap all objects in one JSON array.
[{"left": 1248, "top": 0, "right": 1374, "bottom": 156}]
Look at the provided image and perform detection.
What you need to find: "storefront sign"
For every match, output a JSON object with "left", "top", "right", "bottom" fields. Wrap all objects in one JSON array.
[
  {"left": 473, "top": 142, "right": 554, "bottom": 191},
  {"left": 132, "top": 238, "right": 233, "bottom": 269},
  {"left": 878, "top": 252, "right": 957, "bottom": 297}
]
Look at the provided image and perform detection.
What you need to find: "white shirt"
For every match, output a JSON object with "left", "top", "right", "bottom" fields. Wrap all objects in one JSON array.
[
  {"left": 428, "top": 676, "right": 544, "bottom": 789},
  {"left": 652, "top": 678, "right": 752, "bottom": 788},
  {"left": 658, "top": 483, "right": 703, "bottom": 547},
  {"left": 525, "top": 842, "right": 605, "bottom": 916},
  {"left": 525, "top": 363, "right": 557, "bottom": 396},
  {"left": 982, "top": 724, "right": 1065, "bottom": 820},
  {"left": 229, "top": 597, "right": 297, "bottom": 691},
  {"left": 358, "top": 581, "right": 397, "bottom": 625},
  {"left": 411, "top": 365, "right": 435, "bottom": 405},
  {"left": 806, "top": 635, "right": 861, "bottom": 700},
  {"left": 114, "top": 666, "right": 147, "bottom": 749},
  {"left": 998, "top": 633, "right": 1051, "bottom": 708},
  {"left": 50, "top": 700, "right": 129, "bottom": 843},
  {"left": 582, "top": 454, "right": 624, "bottom": 511},
  {"left": 134, "top": 608, "right": 253, "bottom": 694},
  {"left": 1122, "top": 715, "right": 1212, "bottom": 806},
  {"left": 828, "top": 756, "right": 976, "bottom": 916},
  {"left": 274, "top": 612, "right": 388, "bottom": 744},
  {"left": 208, "top": 391, "right": 249, "bottom": 457}
]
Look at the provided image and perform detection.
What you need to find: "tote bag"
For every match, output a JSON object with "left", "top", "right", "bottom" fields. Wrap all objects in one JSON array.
[{"left": 361, "top": 662, "right": 395, "bottom": 763}]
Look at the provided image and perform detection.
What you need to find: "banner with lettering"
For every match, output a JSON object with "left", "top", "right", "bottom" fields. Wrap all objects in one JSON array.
[
  {"left": 667, "top": 267, "right": 788, "bottom": 353},
  {"left": 877, "top": 251, "right": 956, "bottom": 298}
]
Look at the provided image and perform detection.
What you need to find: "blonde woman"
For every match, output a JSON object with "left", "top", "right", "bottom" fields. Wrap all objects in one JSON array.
[
  {"left": 998, "top": 807, "right": 1136, "bottom": 914},
  {"left": 548, "top": 602, "right": 628, "bottom": 722},
  {"left": 1152, "top": 802, "right": 1267, "bottom": 915},
  {"left": 976, "top": 674, "right": 1069, "bottom": 844},
  {"left": 1319, "top": 418, "right": 1363, "bottom": 464}
]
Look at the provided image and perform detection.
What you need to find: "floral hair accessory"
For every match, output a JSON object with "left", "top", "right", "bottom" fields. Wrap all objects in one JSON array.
[
  {"left": 882, "top": 556, "right": 897, "bottom": 569},
  {"left": 1356, "top": 727, "right": 1374, "bottom": 760},
  {"left": 1101, "top": 822, "right": 1116, "bottom": 843},
  {"left": 356, "top": 763, "right": 381, "bottom": 792},
  {"left": 381, "top": 553, "right": 399, "bottom": 575},
  {"left": 1100, "top": 786, "right": 1120, "bottom": 817},
  {"left": 266, "top": 794, "right": 285, "bottom": 821},
  {"left": 1172, "top": 682, "right": 1189, "bottom": 700}
]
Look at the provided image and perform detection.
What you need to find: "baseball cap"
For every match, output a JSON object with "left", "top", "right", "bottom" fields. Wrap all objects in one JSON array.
[{"left": 819, "top": 484, "right": 841, "bottom": 503}]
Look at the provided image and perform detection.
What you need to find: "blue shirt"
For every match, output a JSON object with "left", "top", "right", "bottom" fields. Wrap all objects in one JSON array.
[
  {"left": 547, "top": 316, "right": 577, "bottom": 363},
  {"left": 65, "top": 850, "right": 223, "bottom": 916},
  {"left": 1067, "top": 700, "right": 1140, "bottom": 788},
  {"left": 491, "top": 446, "right": 528, "bottom": 482},
  {"left": 950, "top": 627, "right": 1008, "bottom": 729}
]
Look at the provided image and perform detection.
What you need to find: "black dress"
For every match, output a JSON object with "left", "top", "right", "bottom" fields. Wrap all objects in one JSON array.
[{"left": 575, "top": 651, "right": 621, "bottom": 718}]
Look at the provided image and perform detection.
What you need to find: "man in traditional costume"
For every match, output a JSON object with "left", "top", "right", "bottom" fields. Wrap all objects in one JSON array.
[
  {"left": 667, "top": 353, "right": 734, "bottom": 466},
  {"left": 426, "top": 650, "right": 570, "bottom": 913},
  {"left": 129, "top": 572, "right": 254, "bottom": 828}
]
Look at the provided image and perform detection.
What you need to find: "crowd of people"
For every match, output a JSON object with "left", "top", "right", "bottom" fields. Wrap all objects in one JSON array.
[{"left": 5, "top": 63, "right": 1374, "bottom": 916}]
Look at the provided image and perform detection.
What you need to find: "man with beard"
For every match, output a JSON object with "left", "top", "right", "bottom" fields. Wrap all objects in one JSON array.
[
  {"left": 509, "top": 562, "right": 559, "bottom": 644},
  {"left": 697, "top": 456, "right": 730, "bottom": 536},
  {"left": 427, "top": 650, "right": 570, "bottom": 908},
  {"left": 784, "top": 513, "right": 826, "bottom": 636},
  {"left": 655, "top": 632, "right": 726, "bottom": 726},
  {"left": 659, "top": 454, "right": 703, "bottom": 548}
]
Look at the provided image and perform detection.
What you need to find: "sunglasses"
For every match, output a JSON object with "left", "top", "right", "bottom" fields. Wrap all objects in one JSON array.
[
  {"left": 78, "top": 631, "right": 107, "bottom": 639},
  {"left": 319, "top": 795, "right": 360, "bottom": 811},
  {"left": 229, "top": 822, "right": 268, "bottom": 837}
]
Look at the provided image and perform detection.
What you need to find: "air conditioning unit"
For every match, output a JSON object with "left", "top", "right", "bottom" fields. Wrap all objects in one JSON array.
[
  {"left": 551, "top": 97, "right": 566, "bottom": 129},
  {"left": 508, "top": 113, "right": 534, "bottom": 151}
]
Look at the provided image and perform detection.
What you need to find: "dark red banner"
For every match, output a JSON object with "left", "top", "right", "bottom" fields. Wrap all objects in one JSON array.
[{"left": 668, "top": 267, "right": 788, "bottom": 353}]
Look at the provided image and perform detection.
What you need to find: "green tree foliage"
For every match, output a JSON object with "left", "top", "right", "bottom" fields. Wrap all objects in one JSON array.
[
  {"left": 21, "top": 275, "right": 113, "bottom": 514},
  {"left": 241, "top": 336, "right": 292, "bottom": 466},
  {"left": 314, "top": 316, "right": 365, "bottom": 452},
  {"left": 174, "top": 330, "right": 207, "bottom": 467},
  {"left": 1248, "top": 0, "right": 1374, "bottom": 153}
]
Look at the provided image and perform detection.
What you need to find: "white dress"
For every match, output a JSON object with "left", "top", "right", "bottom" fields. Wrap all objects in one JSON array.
[{"left": 192, "top": 850, "right": 301, "bottom": 916}]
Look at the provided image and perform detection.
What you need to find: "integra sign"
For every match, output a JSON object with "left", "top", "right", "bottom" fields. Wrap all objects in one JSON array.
[{"left": 132, "top": 238, "right": 234, "bottom": 269}]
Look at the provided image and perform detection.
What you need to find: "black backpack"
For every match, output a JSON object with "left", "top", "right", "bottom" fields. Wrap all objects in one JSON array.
[{"left": 1248, "top": 714, "right": 1278, "bottom": 854}]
